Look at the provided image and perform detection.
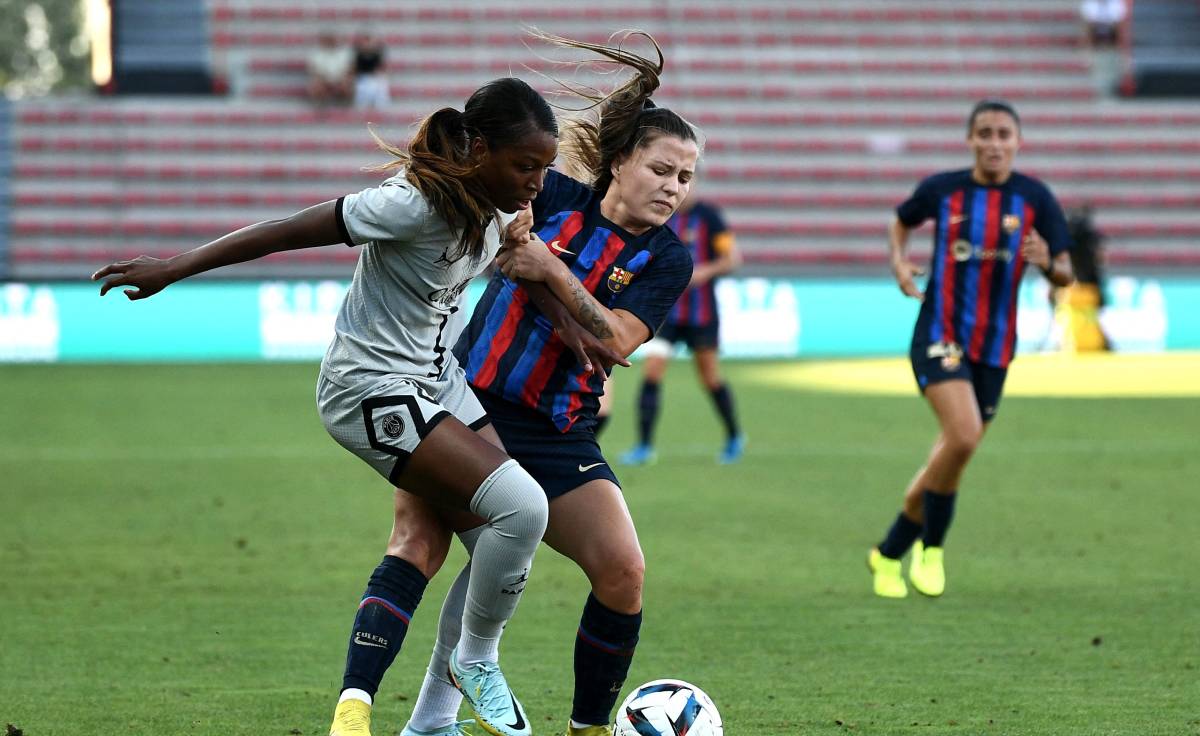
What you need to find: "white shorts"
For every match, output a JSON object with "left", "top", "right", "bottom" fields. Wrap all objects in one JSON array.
[{"left": 317, "top": 366, "right": 489, "bottom": 485}]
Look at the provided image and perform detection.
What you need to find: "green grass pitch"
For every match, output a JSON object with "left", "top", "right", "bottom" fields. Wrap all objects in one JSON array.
[{"left": 2, "top": 362, "right": 1197, "bottom": 735}]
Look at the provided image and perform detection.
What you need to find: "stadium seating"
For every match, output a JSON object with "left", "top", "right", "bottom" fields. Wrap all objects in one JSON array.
[{"left": 7, "top": 0, "right": 1200, "bottom": 277}]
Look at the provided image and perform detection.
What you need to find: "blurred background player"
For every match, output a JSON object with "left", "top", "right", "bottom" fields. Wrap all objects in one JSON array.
[
  {"left": 94, "top": 78, "right": 564, "bottom": 736},
  {"left": 1059, "top": 203, "right": 1111, "bottom": 351},
  {"left": 307, "top": 31, "right": 353, "bottom": 107},
  {"left": 397, "top": 31, "right": 698, "bottom": 736},
  {"left": 867, "top": 99, "right": 1075, "bottom": 599},
  {"left": 620, "top": 186, "right": 745, "bottom": 466}
]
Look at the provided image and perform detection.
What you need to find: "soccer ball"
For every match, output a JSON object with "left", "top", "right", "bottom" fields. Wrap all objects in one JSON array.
[{"left": 613, "top": 679, "right": 723, "bottom": 736}]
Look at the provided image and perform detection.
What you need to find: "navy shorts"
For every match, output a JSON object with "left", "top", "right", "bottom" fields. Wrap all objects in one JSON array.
[
  {"left": 910, "top": 340, "right": 1008, "bottom": 422},
  {"left": 656, "top": 321, "right": 720, "bottom": 350},
  {"left": 473, "top": 389, "right": 620, "bottom": 500}
]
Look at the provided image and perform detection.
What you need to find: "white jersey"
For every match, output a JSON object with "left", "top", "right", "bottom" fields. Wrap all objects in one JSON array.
[{"left": 321, "top": 171, "right": 513, "bottom": 385}]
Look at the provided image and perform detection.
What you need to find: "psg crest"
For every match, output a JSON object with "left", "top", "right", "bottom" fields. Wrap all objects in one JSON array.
[{"left": 382, "top": 413, "right": 405, "bottom": 439}]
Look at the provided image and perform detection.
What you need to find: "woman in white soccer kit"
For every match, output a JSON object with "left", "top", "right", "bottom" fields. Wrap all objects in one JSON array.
[{"left": 93, "top": 78, "right": 576, "bottom": 736}]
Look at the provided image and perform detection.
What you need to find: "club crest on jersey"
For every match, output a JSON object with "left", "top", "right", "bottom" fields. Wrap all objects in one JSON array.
[
  {"left": 1002, "top": 214, "right": 1021, "bottom": 234},
  {"left": 607, "top": 266, "right": 634, "bottom": 293},
  {"left": 607, "top": 250, "right": 654, "bottom": 294}
]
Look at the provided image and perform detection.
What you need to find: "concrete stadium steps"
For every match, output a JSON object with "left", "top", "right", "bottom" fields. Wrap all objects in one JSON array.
[{"left": 10, "top": 0, "right": 1199, "bottom": 276}]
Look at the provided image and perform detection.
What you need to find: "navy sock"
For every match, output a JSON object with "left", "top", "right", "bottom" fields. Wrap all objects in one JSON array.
[
  {"left": 922, "top": 490, "right": 958, "bottom": 548},
  {"left": 709, "top": 383, "right": 740, "bottom": 440},
  {"left": 878, "top": 511, "right": 922, "bottom": 559},
  {"left": 636, "top": 381, "right": 661, "bottom": 447},
  {"left": 341, "top": 555, "right": 427, "bottom": 697},
  {"left": 572, "top": 593, "right": 641, "bottom": 726}
]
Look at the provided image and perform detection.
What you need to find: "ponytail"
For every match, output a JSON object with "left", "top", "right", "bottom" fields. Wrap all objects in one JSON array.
[
  {"left": 529, "top": 29, "right": 699, "bottom": 194},
  {"left": 369, "top": 78, "right": 557, "bottom": 261}
]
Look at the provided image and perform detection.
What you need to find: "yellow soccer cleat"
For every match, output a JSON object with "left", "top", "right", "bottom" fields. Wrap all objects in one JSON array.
[
  {"left": 566, "top": 723, "right": 613, "bottom": 736},
  {"left": 867, "top": 547, "right": 908, "bottom": 599},
  {"left": 909, "top": 541, "right": 945, "bottom": 597},
  {"left": 330, "top": 698, "right": 373, "bottom": 736}
]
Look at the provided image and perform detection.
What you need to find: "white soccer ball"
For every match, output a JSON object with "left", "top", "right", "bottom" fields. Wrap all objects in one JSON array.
[{"left": 613, "top": 679, "right": 723, "bottom": 736}]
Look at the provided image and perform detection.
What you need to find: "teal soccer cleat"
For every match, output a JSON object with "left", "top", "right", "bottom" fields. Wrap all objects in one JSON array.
[{"left": 447, "top": 649, "right": 531, "bottom": 736}]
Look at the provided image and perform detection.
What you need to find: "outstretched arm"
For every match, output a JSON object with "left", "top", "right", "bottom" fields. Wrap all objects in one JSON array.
[{"left": 93, "top": 200, "right": 344, "bottom": 299}]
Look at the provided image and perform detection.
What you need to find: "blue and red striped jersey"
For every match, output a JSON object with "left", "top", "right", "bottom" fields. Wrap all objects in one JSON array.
[
  {"left": 455, "top": 169, "right": 693, "bottom": 432},
  {"left": 665, "top": 201, "right": 734, "bottom": 328},
  {"left": 898, "top": 169, "right": 1071, "bottom": 368}
]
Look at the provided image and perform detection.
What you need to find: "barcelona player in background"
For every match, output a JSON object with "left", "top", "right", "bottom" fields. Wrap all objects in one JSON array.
[
  {"left": 620, "top": 186, "right": 745, "bottom": 465},
  {"left": 868, "top": 99, "right": 1074, "bottom": 599}
]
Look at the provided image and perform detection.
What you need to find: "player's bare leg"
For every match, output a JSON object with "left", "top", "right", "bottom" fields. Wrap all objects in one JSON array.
[{"left": 902, "top": 380, "right": 985, "bottom": 596}]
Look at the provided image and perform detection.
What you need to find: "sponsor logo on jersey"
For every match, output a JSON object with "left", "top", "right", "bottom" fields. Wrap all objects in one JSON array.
[
  {"left": 952, "top": 239, "right": 973, "bottom": 262},
  {"left": 428, "top": 278, "right": 471, "bottom": 307},
  {"left": 952, "top": 239, "right": 1014, "bottom": 263}
]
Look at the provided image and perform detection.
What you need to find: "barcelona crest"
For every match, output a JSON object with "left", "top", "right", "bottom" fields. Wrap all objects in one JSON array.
[
  {"left": 608, "top": 266, "right": 634, "bottom": 293},
  {"left": 1002, "top": 214, "right": 1021, "bottom": 234}
]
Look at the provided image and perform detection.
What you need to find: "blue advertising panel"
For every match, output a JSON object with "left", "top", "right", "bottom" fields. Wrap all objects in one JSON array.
[{"left": 1, "top": 276, "right": 1196, "bottom": 362}]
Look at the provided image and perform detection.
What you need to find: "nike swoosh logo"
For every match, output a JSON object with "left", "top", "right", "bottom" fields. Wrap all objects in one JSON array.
[
  {"left": 949, "top": 215, "right": 968, "bottom": 225},
  {"left": 504, "top": 691, "right": 526, "bottom": 731},
  {"left": 548, "top": 239, "right": 574, "bottom": 255},
  {"left": 353, "top": 636, "right": 387, "bottom": 649},
  {"left": 578, "top": 462, "right": 605, "bottom": 472}
]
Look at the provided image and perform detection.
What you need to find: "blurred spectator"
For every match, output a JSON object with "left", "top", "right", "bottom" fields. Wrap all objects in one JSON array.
[
  {"left": 1067, "top": 204, "right": 1107, "bottom": 291},
  {"left": 307, "top": 32, "right": 352, "bottom": 106},
  {"left": 353, "top": 32, "right": 390, "bottom": 109},
  {"left": 1080, "top": 0, "right": 1127, "bottom": 49},
  {"left": 1056, "top": 204, "right": 1111, "bottom": 351}
]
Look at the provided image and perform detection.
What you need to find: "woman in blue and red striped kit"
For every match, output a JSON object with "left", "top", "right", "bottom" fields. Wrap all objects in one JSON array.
[
  {"left": 867, "top": 99, "right": 1075, "bottom": 600},
  {"left": 620, "top": 186, "right": 745, "bottom": 466}
]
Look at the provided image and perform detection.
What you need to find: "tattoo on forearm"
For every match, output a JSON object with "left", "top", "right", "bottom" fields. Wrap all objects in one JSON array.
[{"left": 567, "top": 274, "right": 613, "bottom": 339}]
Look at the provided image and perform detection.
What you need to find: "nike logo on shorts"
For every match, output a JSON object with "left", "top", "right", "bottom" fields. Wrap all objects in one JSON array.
[{"left": 578, "top": 462, "right": 605, "bottom": 472}]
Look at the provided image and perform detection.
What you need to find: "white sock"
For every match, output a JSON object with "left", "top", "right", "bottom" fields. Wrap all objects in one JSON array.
[
  {"left": 338, "top": 688, "right": 372, "bottom": 706},
  {"left": 409, "top": 672, "right": 465, "bottom": 732},
  {"left": 460, "top": 460, "right": 547, "bottom": 664}
]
